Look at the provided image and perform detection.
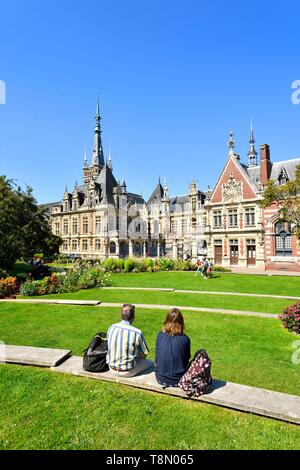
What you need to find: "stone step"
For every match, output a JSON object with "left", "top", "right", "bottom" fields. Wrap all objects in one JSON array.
[
  {"left": 1, "top": 344, "right": 72, "bottom": 367},
  {"left": 52, "top": 356, "right": 300, "bottom": 425}
]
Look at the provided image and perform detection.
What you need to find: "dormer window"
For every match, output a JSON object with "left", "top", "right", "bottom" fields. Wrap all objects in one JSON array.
[{"left": 278, "top": 168, "right": 289, "bottom": 186}]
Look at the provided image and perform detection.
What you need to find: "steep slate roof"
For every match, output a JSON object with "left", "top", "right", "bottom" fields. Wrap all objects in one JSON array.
[
  {"left": 270, "top": 158, "right": 300, "bottom": 180},
  {"left": 41, "top": 201, "right": 62, "bottom": 215},
  {"left": 96, "top": 164, "right": 118, "bottom": 204},
  {"left": 127, "top": 193, "right": 145, "bottom": 206},
  {"left": 147, "top": 181, "right": 164, "bottom": 204}
]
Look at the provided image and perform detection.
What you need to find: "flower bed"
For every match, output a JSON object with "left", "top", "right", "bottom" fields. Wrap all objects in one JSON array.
[
  {"left": 0, "top": 277, "right": 18, "bottom": 298},
  {"left": 279, "top": 302, "right": 300, "bottom": 335},
  {"left": 20, "top": 269, "right": 111, "bottom": 296}
]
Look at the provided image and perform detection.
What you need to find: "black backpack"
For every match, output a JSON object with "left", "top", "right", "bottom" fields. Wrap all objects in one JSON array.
[{"left": 83, "top": 332, "right": 109, "bottom": 373}]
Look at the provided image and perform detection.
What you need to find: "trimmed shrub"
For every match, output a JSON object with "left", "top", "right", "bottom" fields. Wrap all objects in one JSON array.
[
  {"left": 0, "top": 277, "right": 18, "bottom": 298},
  {"left": 280, "top": 303, "right": 300, "bottom": 335},
  {"left": 212, "top": 265, "right": 231, "bottom": 272},
  {"left": 102, "top": 258, "right": 117, "bottom": 273},
  {"left": 115, "top": 258, "right": 125, "bottom": 271},
  {"left": 145, "top": 258, "right": 154, "bottom": 272},
  {"left": 132, "top": 260, "right": 147, "bottom": 273},
  {"left": 173, "top": 260, "right": 192, "bottom": 271},
  {"left": 124, "top": 258, "right": 136, "bottom": 273},
  {"left": 158, "top": 257, "right": 175, "bottom": 271}
]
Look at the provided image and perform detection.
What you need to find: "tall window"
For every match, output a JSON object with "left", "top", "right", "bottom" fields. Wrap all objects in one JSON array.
[
  {"left": 63, "top": 241, "right": 69, "bottom": 251},
  {"left": 95, "top": 216, "right": 102, "bottom": 234},
  {"left": 245, "top": 208, "right": 255, "bottom": 227},
  {"left": 71, "top": 240, "right": 78, "bottom": 251},
  {"left": 72, "top": 218, "right": 78, "bottom": 235},
  {"left": 213, "top": 211, "right": 222, "bottom": 228},
  {"left": 82, "top": 239, "right": 88, "bottom": 251},
  {"left": 228, "top": 209, "right": 238, "bottom": 227},
  {"left": 54, "top": 221, "right": 60, "bottom": 235},
  {"left": 95, "top": 239, "right": 101, "bottom": 251},
  {"left": 63, "top": 219, "right": 69, "bottom": 235},
  {"left": 275, "top": 221, "right": 292, "bottom": 256},
  {"left": 182, "top": 219, "right": 187, "bottom": 234},
  {"left": 171, "top": 219, "right": 177, "bottom": 235},
  {"left": 82, "top": 217, "right": 89, "bottom": 234}
]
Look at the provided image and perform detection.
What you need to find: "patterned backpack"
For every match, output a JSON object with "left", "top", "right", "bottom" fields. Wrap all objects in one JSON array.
[{"left": 179, "top": 349, "right": 212, "bottom": 397}]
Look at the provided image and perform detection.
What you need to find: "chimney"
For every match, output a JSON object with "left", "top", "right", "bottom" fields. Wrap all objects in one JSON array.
[{"left": 260, "top": 144, "right": 272, "bottom": 185}]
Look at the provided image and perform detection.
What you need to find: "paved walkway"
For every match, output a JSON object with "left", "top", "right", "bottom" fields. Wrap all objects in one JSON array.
[
  {"left": 103, "top": 286, "right": 299, "bottom": 300},
  {"left": 1, "top": 345, "right": 299, "bottom": 425},
  {"left": 0, "top": 298, "right": 277, "bottom": 318},
  {"left": 99, "top": 302, "right": 277, "bottom": 318},
  {"left": 231, "top": 267, "right": 300, "bottom": 277},
  {"left": 0, "top": 299, "right": 101, "bottom": 306}
]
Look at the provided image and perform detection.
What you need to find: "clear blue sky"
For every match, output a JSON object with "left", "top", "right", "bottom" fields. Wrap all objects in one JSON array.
[{"left": 1, "top": 0, "right": 300, "bottom": 203}]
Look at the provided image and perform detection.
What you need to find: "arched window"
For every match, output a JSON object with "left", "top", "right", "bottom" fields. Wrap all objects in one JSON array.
[
  {"left": 275, "top": 221, "right": 292, "bottom": 256},
  {"left": 110, "top": 241, "right": 116, "bottom": 254}
]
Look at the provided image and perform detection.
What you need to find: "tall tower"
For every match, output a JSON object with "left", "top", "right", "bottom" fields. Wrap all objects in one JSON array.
[
  {"left": 248, "top": 121, "right": 258, "bottom": 167},
  {"left": 90, "top": 99, "right": 105, "bottom": 177}
]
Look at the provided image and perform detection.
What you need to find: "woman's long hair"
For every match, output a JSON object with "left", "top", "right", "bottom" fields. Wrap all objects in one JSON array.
[{"left": 163, "top": 308, "right": 185, "bottom": 336}]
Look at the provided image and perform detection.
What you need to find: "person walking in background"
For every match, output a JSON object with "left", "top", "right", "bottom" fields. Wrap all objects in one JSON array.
[
  {"left": 155, "top": 308, "right": 191, "bottom": 388},
  {"left": 207, "top": 258, "right": 214, "bottom": 278},
  {"left": 195, "top": 256, "right": 203, "bottom": 276},
  {"left": 107, "top": 304, "right": 154, "bottom": 377},
  {"left": 202, "top": 258, "right": 209, "bottom": 279}
]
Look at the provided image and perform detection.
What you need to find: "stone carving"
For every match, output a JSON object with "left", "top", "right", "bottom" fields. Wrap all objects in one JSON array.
[{"left": 222, "top": 176, "right": 242, "bottom": 203}]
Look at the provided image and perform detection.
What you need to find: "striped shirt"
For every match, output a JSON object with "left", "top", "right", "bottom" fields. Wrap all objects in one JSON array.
[{"left": 106, "top": 321, "right": 149, "bottom": 371}]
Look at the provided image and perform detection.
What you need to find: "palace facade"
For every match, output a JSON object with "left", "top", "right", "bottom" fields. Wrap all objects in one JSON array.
[{"left": 45, "top": 102, "right": 300, "bottom": 272}]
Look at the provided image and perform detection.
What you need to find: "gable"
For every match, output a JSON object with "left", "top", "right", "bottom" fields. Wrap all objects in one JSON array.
[{"left": 210, "top": 157, "right": 257, "bottom": 204}]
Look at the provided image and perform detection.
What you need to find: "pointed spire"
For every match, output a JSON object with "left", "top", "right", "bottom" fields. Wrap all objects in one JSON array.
[
  {"left": 91, "top": 98, "right": 105, "bottom": 169},
  {"left": 228, "top": 129, "right": 235, "bottom": 157},
  {"left": 83, "top": 145, "right": 88, "bottom": 167},
  {"left": 163, "top": 177, "right": 169, "bottom": 199},
  {"left": 107, "top": 147, "right": 113, "bottom": 170},
  {"left": 248, "top": 119, "right": 258, "bottom": 167}
]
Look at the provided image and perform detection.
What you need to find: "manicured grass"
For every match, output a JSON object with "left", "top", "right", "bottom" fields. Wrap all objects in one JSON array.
[
  {"left": 0, "top": 364, "right": 299, "bottom": 450},
  {"left": 109, "top": 272, "right": 300, "bottom": 297},
  {"left": 0, "top": 303, "right": 299, "bottom": 395},
  {"left": 2, "top": 270, "right": 300, "bottom": 449},
  {"left": 39, "top": 288, "right": 289, "bottom": 314}
]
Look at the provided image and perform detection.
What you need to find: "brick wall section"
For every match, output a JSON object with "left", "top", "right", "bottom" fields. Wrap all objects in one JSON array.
[{"left": 211, "top": 157, "right": 257, "bottom": 203}]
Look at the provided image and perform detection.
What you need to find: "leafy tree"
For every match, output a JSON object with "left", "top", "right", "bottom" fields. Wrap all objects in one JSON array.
[
  {"left": 0, "top": 176, "right": 62, "bottom": 269},
  {"left": 261, "top": 164, "right": 300, "bottom": 239}
]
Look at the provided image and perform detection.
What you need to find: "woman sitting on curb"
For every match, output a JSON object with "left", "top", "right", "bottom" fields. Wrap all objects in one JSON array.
[{"left": 155, "top": 308, "right": 191, "bottom": 388}]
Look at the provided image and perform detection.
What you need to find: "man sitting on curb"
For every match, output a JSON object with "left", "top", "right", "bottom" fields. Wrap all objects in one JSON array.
[{"left": 107, "top": 304, "right": 154, "bottom": 377}]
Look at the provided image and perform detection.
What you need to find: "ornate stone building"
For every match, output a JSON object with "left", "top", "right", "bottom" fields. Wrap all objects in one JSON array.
[
  {"left": 205, "top": 128, "right": 300, "bottom": 271},
  {"left": 45, "top": 102, "right": 207, "bottom": 261},
  {"left": 45, "top": 103, "right": 300, "bottom": 271}
]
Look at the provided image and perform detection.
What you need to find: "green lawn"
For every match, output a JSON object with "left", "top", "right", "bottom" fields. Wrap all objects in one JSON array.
[
  {"left": 40, "top": 288, "right": 290, "bottom": 314},
  {"left": 109, "top": 272, "right": 300, "bottom": 297},
  {"left": 1, "top": 365, "right": 299, "bottom": 450},
  {"left": 1, "top": 271, "right": 300, "bottom": 449}
]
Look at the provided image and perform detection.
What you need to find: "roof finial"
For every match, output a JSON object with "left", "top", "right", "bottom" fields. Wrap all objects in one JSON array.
[
  {"left": 163, "top": 177, "right": 169, "bottom": 199},
  {"left": 84, "top": 144, "right": 88, "bottom": 167},
  {"left": 107, "top": 146, "right": 113, "bottom": 170},
  {"left": 248, "top": 118, "right": 258, "bottom": 167},
  {"left": 228, "top": 128, "right": 235, "bottom": 156}
]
